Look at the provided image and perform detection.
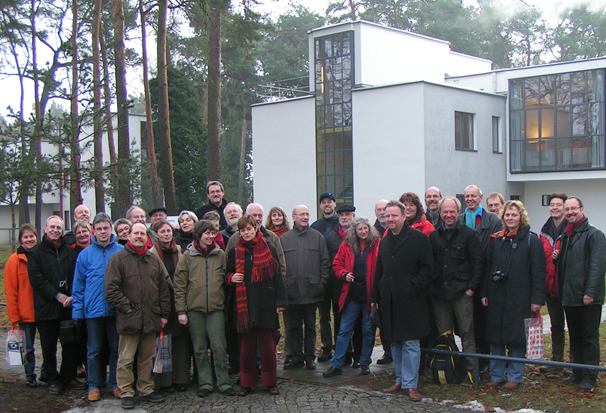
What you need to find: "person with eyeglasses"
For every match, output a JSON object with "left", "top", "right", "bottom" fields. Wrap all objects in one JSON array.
[
  {"left": 553, "top": 197, "right": 606, "bottom": 392},
  {"left": 281, "top": 205, "right": 330, "bottom": 371},
  {"left": 538, "top": 193, "right": 568, "bottom": 374}
]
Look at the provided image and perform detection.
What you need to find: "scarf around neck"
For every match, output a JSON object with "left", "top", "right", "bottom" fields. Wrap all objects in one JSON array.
[
  {"left": 127, "top": 240, "right": 148, "bottom": 255},
  {"left": 157, "top": 239, "right": 179, "bottom": 269},
  {"left": 465, "top": 206, "right": 483, "bottom": 229},
  {"left": 194, "top": 239, "right": 216, "bottom": 257},
  {"left": 566, "top": 216, "right": 586, "bottom": 236},
  {"left": 235, "top": 231, "right": 279, "bottom": 333},
  {"left": 270, "top": 225, "right": 288, "bottom": 238}
]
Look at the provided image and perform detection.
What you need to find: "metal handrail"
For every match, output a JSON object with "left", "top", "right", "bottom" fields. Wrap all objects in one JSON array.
[{"left": 425, "top": 348, "right": 606, "bottom": 390}]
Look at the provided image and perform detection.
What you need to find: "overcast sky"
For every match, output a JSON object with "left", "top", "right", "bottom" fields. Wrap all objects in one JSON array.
[{"left": 1, "top": 0, "right": 605, "bottom": 120}]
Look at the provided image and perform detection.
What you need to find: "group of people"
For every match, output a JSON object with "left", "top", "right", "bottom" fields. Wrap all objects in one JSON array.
[{"left": 3, "top": 180, "right": 605, "bottom": 409}]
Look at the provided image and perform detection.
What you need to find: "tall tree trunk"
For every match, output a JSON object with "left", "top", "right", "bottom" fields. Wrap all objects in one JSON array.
[
  {"left": 11, "top": 30, "right": 30, "bottom": 224},
  {"left": 31, "top": 0, "right": 43, "bottom": 233},
  {"left": 140, "top": 1, "right": 161, "bottom": 207},
  {"left": 237, "top": 113, "right": 247, "bottom": 204},
  {"left": 113, "top": 0, "right": 132, "bottom": 217},
  {"left": 101, "top": 19, "right": 119, "bottom": 219},
  {"left": 71, "top": 0, "right": 83, "bottom": 212},
  {"left": 157, "top": 0, "right": 177, "bottom": 213},
  {"left": 92, "top": 0, "right": 104, "bottom": 212},
  {"left": 206, "top": 0, "right": 222, "bottom": 181}
]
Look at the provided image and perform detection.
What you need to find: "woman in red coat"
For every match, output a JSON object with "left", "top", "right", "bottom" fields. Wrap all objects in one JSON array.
[
  {"left": 400, "top": 192, "right": 435, "bottom": 236},
  {"left": 4, "top": 224, "right": 40, "bottom": 387},
  {"left": 323, "top": 217, "right": 380, "bottom": 377}
]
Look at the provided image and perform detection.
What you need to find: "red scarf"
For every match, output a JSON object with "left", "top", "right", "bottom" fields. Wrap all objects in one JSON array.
[
  {"left": 235, "top": 232, "right": 279, "bottom": 333},
  {"left": 567, "top": 216, "right": 586, "bottom": 236},
  {"left": 270, "top": 226, "right": 288, "bottom": 238},
  {"left": 338, "top": 225, "right": 348, "bottom": 239},
  {"left": 214, "top": 232, "right": 225, "bottom": 251},
  {"left": 494, "top": 228, "right": 519, "bottom": 239},
  {"left": 127, "top": 240, "right": 148, "bottom": 255}
]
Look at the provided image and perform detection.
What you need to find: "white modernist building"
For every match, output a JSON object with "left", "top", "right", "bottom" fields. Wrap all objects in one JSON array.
[
  {"left": 252, "top": 20, "right": 606, "bottom": 231},
  {"left": 0, "top": 113, "right": 146, "bottom": 243}
]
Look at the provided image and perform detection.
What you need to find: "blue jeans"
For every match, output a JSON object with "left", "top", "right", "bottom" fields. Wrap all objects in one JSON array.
[
  {"left": 332, "top": 301, "right": 376, "bottom": 369},
  {"left": 489, "top": 344, "right": 525, "bottom": 383},
  {"left": 86, "top": 317, "right": 119, "bottom": 391},
  {"left": 391, "top": 339, "right": 421, "bottom": 389},
  {"left": 21, "top": 322, "right": 38, "bottom": 380}
]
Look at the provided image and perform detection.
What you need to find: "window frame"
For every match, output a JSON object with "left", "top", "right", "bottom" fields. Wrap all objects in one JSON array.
[{"left": 455, "top": 111, "right": 476, "bottom": 152}]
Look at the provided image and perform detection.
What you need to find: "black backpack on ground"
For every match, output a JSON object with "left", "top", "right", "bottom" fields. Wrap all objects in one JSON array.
[{"left": 430, "top": 330, "right": 465, "bottom": 384}]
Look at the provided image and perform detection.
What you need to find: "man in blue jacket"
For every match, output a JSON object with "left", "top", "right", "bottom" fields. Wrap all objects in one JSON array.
[{"left": 72, "top": 213, "right": 124, "bottom": 402}]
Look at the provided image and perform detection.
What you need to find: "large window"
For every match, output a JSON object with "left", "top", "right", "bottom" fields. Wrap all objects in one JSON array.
[
  {"left": 455, "top": 111, "right": 475, "bottom": 150},
  {"left": 315, "top": 32, "right": 354, "bottom": 205},
  {"left": 510, "top": 69, "right": 605, "bottom": 172}
]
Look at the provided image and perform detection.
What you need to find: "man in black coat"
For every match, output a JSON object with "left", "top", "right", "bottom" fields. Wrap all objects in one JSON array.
[
  {"left": 429, "top": 197, "right": 484, "bottom": 386},
  {"left": 370, "top": 201, "right": 434, "bottom": 402},
  {"left": 28, "top": 215, "right": 85, "bottom": 395},
  {"left": 556, "top": 197, "right": 606, "bottom": 391},
  {"left": 194, "top": 181, "right": 228, "bottom": 231}
]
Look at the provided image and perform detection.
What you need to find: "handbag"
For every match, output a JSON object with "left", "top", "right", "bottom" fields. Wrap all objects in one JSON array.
[
  {"left": 153, "top": 329, "right": 172, "bottom": 373},
  {"left": 59, "top": 319, "right": 82, "bottom": 345},
  {"left": 6, "top": 325, "right": 26, "bottom": 366},
  {"left": 524, "top": 311, "right": 544, "bottom": 360},
  {"left": 370, "top": 305, "right": 381, "bottom": 329}
]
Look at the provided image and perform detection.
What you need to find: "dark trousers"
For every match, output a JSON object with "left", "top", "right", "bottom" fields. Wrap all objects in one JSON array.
[
  {"left": 37, "top": 319, "right": 78, "bottom": 385},
  {"left": 319, "top": 282, "right": 340, "bottom": 353},
  {"left": 284, "top": 303, "right": 318, "bottom": 362},
  {"left": 564, "top": 304, "right": 602, "bottom": 384},
  {"left": 238, "top": 328, "right": 277, "bottom": 388},
  {"left": 473, "top": 294, "right": 490, "bottom": 355},
  {"left": 21, "top": 322, "right": 44, "bottom": 381},
  {"left": 546, "top": 295, "right": 566, "bottom": 361}
]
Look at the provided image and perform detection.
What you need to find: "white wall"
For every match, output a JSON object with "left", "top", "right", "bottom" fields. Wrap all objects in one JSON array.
[
  {"left": 523, "top": 179, "right": 606, "bottom": 233},
  {"left": 351, "top": 83, "right": 426, "bottom": 218},
  {"left": 446, "top": 52, "right": 492, "bottom": 77},
  {"left": 251, "top": 96, "right": 318, "bottom": 221},
  {"left": 421, "top": 83, "right": 520, "bottom": 200}
]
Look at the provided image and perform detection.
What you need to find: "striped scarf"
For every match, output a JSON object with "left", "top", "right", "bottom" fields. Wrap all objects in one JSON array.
[{"left": 235, "top": 231, "right": 279, "bottom": 333}]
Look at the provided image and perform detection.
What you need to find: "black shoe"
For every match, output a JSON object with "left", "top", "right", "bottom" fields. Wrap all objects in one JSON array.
[
  {"left": 360, "top": 365, "right": 371, "bottom": 375},
  {"left": 305, "top": 358, "right": 317, "bottom": 370},
  {"left": 49, "top": 383, "right": 62, "bottom": 395},
  {"left": 323, "top": 367, "right": 343, "bottom": 377},
  {"left": 139, "top": 392, "right": 165, "bottom": 403},
  {"left": 26, "top": 377, "right": 38, "bottom": 388},
  {"left": 174, "top": 383, "right": 188, "bottom": 392},
  {"left": 121, "top": 396, "right": 135, "bottom": 410},
  {"left": 539, "top": 365, "right": 562, "bottom": 374},
  {"left": 160, "top": 386, "right": 175, "bottom": 393},
  {"left": 222, "top": 387, "right": 237, "bottom": 396},
  {"left": 564, "top": 375, "right": 583, "bottom": 384},
  {"left": 578, "top": 381, "right": 595, "bottom": 391},
  {"left": 351, "top": 359, "right": 361, "bottom": 368},
  {"left": 318, "top": 353, "right": 333, "bottom": 362},
  {"left": 376, "top": 354, "right": 392, "bottom": 365},
  {"left": 284, "top": 360, "right": 305, "bottom": 370},
  {"left": 197, "top": 388, "right": 212, "bottom": 398},
  {"left": 66, "top": 379, "right": 87, "bottom": 390}
]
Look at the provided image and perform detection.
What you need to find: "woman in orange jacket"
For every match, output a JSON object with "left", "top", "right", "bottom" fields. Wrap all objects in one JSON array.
[{"left": 4, "top": 224, "right": 41, "bottom": 387}]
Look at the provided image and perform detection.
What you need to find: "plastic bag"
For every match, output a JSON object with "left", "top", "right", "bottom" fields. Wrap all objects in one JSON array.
[
  {"left": 153, "top": 329, "right": 172, "bottom": 373},
  {"left": 6, "top": 325, "right": 26, "bottom": 366},
  {"left": 525, "top": 311, "right": 544, "bottom": 360}
]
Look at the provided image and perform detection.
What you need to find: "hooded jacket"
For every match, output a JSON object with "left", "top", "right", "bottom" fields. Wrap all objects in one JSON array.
[
  {"left": 72, "top": 234, "right": 123, "bottom": 319},
  {"left": 173, "top": 243, "right": 226, "bottom": 314},
  {"left": 105, "top": 244, "right": 170, "bottom": 335},
  {"left": 4, "top": 246, "right": 36, "bottom": 323}
]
